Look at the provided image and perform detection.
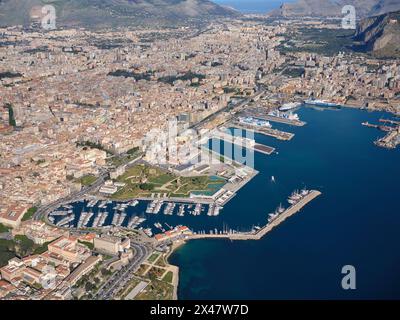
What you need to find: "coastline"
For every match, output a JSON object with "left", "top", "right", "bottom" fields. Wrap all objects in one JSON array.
[
  {"left": 166, "top": 190, "right": 322, "bottom": 300},
  {"left": 166, "top": 240, "right": 187, "bottom": 300}
]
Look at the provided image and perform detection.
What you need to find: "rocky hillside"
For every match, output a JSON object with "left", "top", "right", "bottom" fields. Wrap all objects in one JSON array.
[
  {"left": 355, "top": 10, "right": 400, "bottom": 58},
  {"left": 0, "top": 0, "right": 239, "bottom": 29},
  {"left": 269, "top": 0, "right": 400, "bottom": 18}
]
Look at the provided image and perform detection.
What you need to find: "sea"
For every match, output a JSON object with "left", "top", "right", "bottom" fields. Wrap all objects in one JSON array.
[
  {"left": 214, "top": 0, "right": 296, "bottom": 14},
  {"left": 51, "top": 105, "right": 400, "bottom": 299},
  {"left": 169, "top": 106, "right": 400, "bottom": 299}
]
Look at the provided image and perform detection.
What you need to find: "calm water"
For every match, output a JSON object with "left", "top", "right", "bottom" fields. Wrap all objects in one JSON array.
[
  {"left": 169, "top": 107, "right": 400, "bottom": 299},
  {"left": 215, "top": 0, "right": 296, "bottom": 14}
]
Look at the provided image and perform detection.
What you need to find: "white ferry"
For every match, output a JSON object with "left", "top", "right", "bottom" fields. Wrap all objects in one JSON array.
[
  {"left": 304, "top": 99, "right": 339, "bottom": 107},
  {"left": 279, "top": 102, "right": 302, "bottom": 111}
]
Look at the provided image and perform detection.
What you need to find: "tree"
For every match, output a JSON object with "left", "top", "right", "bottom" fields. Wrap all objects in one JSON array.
[{"left": 139, "top": 183, "right": 154, "bottom": 191}]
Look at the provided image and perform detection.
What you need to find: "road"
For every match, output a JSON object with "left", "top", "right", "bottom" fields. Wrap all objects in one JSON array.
[
  {"left": 33, "top": 172, "right": 107, "bottom": 222},
  {"left": 95, "top": 242, "right": 151, "bottom": 300},
  {"left": 33, "top": 155, "right": 143, "bottom": 223},
  {"left": 190, "top": 89, "right": 266, "bottom": 131}
]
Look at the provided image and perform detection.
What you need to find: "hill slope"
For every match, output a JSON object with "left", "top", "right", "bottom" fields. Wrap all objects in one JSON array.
[
  {"left": 355, "top": 10, "right": 400, "bottom": 58},
  {"left": 269, "top": 0, "right": 400, "bottom": 18},
  {"left": 0, "top": 0, "right": 239, "bottom": 28}
]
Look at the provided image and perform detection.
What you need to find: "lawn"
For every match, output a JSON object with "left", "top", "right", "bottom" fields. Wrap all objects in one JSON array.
[
  {"left": 147, "top": 252, "right": 160, "bottom": 263},
  {"left": 118, "top": 278, "right": 142, "bottom": 300},
  {"left": 155, "top": 256, "right": 167, "bottom": 268},
  {"left": 0, "top": 239, "right": 15, "bottom": 267},
  {"left": 78, "top": 175, "right": 97, "bottom": 186},
  {"left": 0, "top": 223, "right": 10, "bottom": 233},
  {"left": 33, "top": 241, "right": 52, "bottom": 255},
  {"left": 111, "top": 164, "right": 226, "bottom": 200},
  {"left": 135, "top": 279, "right": 174, "bottom": 300},
  {"left": 22, "top": 207, "right": 37, "bottom": 221},
  {"left": 78, "top": 240, "right": 94, "bottom": 250},
  {"left": 172, "top": 176, "right": 225, "bottom": 196},
  {"left": 162, "top": 271, "right": 173, "bottom": 284}
]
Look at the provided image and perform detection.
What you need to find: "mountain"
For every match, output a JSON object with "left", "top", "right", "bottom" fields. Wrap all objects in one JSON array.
[
  {"left": 269, "top": 0, "right": 400, "bottom": 18},
  {"left": 354, "top": 10, "right": 400, "bottom": 58},
  {"left": 0, "top": 0, "right": 239, "bottom": 29}
]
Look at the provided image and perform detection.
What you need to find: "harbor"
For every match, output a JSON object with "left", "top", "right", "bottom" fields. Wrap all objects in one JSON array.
[
  {"left": 362, "top": 118, "right": 400, "bottom": 149},
  {"left": 239, "top": 105, "right": 306, "bottom": 127},
  {"left": 186, "top": 190, "right": 321, "bottom": 241},
  {"left": 169, "top": 103, "right": 400, "bottom": 300},
  {"left": 230, "top": 121, "right": 294, "bottom": 141},
  {"left": 210, "top": 128, "right": 276, "bottom": 155},
  {"left": 255, "top": 111, "right": 306, "bottom": 127}
]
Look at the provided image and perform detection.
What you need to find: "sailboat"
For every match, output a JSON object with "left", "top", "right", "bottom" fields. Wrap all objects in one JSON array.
[{"left": 271, "top": 176, "right": 276, "bottom": 183}]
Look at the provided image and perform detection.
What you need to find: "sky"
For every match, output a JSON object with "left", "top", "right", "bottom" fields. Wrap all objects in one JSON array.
[{"left": 214, "top": 0, "right": 297, "bottom": 14}]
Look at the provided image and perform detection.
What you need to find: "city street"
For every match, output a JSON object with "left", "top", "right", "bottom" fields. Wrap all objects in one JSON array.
[{"left": 95, "top": 242, "right": 151, "bottom": 300}]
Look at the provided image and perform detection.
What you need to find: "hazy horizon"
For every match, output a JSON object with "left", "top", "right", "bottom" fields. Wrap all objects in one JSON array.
[{"left": 214, "top": 0, "right": 296, "bottom": 13}]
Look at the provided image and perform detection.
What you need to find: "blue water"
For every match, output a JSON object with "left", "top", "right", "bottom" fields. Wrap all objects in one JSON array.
[
  {"left": 169, "top": 107, "right": 400, "bottom": 299},
  {"left": 215, "top": 0, "right": 296, "bottom": 14}
]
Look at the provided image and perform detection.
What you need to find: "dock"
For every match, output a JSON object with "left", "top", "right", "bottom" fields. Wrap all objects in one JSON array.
[
  {"left": 253, "top": 144, "right": 275, "bottom": 155},
  {"left": 211, "top": 130, "right": 276, "bottom": 155},
  {"left": 255, "top": 114, "right": 306, "bottom": 127},
  {"left": 375, "top": 130, "right": 400, "bottom": 149},
  {"left": 230, "top": 122, "right": 294, "bottom": 141},
  {"left": 188, "top": 190, "right": 322, "bottom": 241}
]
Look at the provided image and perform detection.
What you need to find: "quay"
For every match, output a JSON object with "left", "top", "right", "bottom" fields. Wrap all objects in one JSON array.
[
  {"left": 254, "top": 144, "right": 275, "bottom": 155},
  {"left": 255, "top": 114, "right": 306, "bottom": 127},
  {"left": 188, "top": 190, "right": 322, "bottom": 241},
  {"left": 379, "top": 119, "right": 400, "bottom": 126},
  {"left": 375, "top": 129, "right": 400, "bottom": 149},
  {"left": 230, "top": 122, "right": 294, "bottom": 141},
  {"left": 210, "top": 130, "right": 276, "bottom": 155},
  {"left": 362, "top": 122, "right": 395, "bottom": 132}
]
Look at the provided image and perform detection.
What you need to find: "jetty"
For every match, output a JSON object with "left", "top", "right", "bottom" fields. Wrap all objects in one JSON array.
[
  {"left": 211, "top": 130, "right": 276, "bottom": 155},
  {"left": 230, "top": 122, "right": 294, "bottom": 141},
  {"left": 255, "top": 114, "right": 306, "bottom": 127},
  {"left": 188, "top": 190, "right": 321, "bottom": 241}
]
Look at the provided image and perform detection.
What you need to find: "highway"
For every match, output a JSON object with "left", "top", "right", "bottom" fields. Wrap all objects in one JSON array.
[{"left": 95, "top": 242, "right": 151, "bottom": 300}]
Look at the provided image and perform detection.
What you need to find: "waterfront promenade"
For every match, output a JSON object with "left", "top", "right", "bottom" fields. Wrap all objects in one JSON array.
[{"left": 187, "top": 190, "right": 322, "bottom": 241}]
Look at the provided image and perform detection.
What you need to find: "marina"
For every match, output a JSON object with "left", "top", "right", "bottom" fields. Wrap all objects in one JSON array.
[
  {"left": 48, "top": 198, "right": 219, "bottom": 235},
  {"left": 187, "top": 190, "right": 321, "bottom": 241}
]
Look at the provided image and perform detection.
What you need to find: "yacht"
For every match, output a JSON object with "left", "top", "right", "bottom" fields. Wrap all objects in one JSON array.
[{"left": 268, "top": 212, "right": 279, "bottom": 223}]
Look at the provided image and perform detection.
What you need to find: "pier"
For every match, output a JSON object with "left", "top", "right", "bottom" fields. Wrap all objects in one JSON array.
[
  {"left": 375, "top": 129, "right": 400, "bottom": 149},
  {"left": 253, "top": 144, "right": 275, "bottom": 155},
  {"left": 188, "top": 190, "right": 321, "bottom": 241},
  {"left": 379, "top": 119, "right": 400, "bottom": 126},
  {"left": 211, "top": 130, "right": 276, "bottom": 155},
  {"left": 230, "top": 122, "right": 294, "bottom": 141},
  {"left": 255, "top": 114, "right": 306, "bottom": 127},
  {"left": 362, "top": 121, "right": 400, "bottom": 149}
]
